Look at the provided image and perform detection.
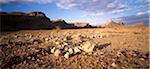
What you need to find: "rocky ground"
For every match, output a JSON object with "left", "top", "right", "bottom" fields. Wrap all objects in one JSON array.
[{"left": 0, "top": 26, "right": 149, "bottom": 69}]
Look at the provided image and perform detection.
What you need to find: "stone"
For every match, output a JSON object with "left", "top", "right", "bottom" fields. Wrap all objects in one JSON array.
[
  {"left": 31, "top": 57, "right": 35, "bottom": 61},
  {"left": 111, "top": 63, "right": 117, "bottom": 67},
  {"left": 55, "top": 42, "right": 60, "bottom": 45},
  {"left": 63, "top": 42, "right": 68, "bottom": 46},
  {"left": 80, "top": 41, "right": 96, "bottom": 53},
  {"left": 27, "top": 56, "right": 31, "bottom": 60},
  {"left": 64, "top": 47, "right": 69, "bottom": 51},
  {"left": 140, "top": 58, "right": 145, "bottom": 61},
  {"left": 51, "top": 47, "right": 56, "bottom": 53},
  {"left": 71, "top": 34, "right": 81, "bottom": 40},
  {"left": 99, "top": 52, "right": 104, "bottom": 55},
  {"left": 54, "top": 49, "right": 61, "bottom": 57},
  {"left": 68, "top": 48, "right": 73, "bottom": 54},
  {"left": 37, "top": 59, "right": 40, "bottom": 62},
  {"left": 64, "top": 52, "right": 70, "bottom": 59},
  {"left": 44, "top": 38, "right": 49, "bottom": 41},
  {"left": 74, "top": 47, "right": 81, "bottom": 54}
]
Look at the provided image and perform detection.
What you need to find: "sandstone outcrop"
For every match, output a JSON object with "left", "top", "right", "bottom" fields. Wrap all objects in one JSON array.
[
  {"left": 104, "top": 19, "right": 124, "bottom": 28},
  {"left": 0, "top": 11, "right": 95, "bottom": 31}
]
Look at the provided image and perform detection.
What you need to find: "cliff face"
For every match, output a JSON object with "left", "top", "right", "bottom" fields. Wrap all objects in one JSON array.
[
  {"left": 0, "top": 12, "right": 53, "bottom": 31},
  {"left": 51, "top": 19, "right": 77, "bottom": 29},
  {"left": 0, "top": 11, "right": 94, "bottom": 31}
]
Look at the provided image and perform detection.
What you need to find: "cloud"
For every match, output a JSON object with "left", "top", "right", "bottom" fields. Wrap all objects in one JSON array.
[
  {"left": 137, "top": 10, "right": 150, "bottom": 16},
  {"left": 81, "top": 12, "right": 104, "bottom": 17},
  {"left": 0, "top": 0, "right": 148, "bottom": 17},
  {"left": 56, "top": 1, "right": 78, "bottom": 9},
  {"left": 0, "top": 0, "right": 54, "bottom": 4}
]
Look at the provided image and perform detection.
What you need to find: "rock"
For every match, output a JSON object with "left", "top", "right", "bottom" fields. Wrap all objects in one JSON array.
[
  {"left": 54, "top": 49, "right": 61, "bottom": 57},
  {"left": 71, "top": 34, "right": 81, "bottom": 40},
  {"left": 64, "top": 47, "right": 69, "bottom": 51},
  {"left": 99, "top": 52, "right": 104, "bottom": 55},
  {"left": 44, "top": 38, "right": 49, "bottom": 41},
  {"left": 68, "top": 48, "right": 73, "bottom": 54},
  {"left": 74, "top": 47, "right": 81, "bottom": 54},
  {"left": 55, "top": 42, "right": 60, "bottom": 45},
  {"left": 33, "top": 41, "right": 38, "bottom": 45},
  {"left": 116, "top": 51, "right": 122, "bottom": 57},
  {"left": 64, "top": 52, "right": 70, "bottom": 59},
  {"left": 111, "top": 63, "right": 117, "bottom": 67},
  {"left": 51, "top": 47, "right": 56, "bottom": 53},
  {"left": 63, "top": 42, "right": 68, "bottom": 46},
  {"left": 37, "top": 59, "right": 40, "bottom": 62},
  {"left": 31, "top": 57, "right": 35, "bottom": 61},
  {"left": 80, "top": 41, "right": 96, "bottom": 53},
  {"left": 140, "top": 58, "right": 145, "bottom": 61},
  {"left": 27, "top": 56, "right": 31, "bottom": 60}
]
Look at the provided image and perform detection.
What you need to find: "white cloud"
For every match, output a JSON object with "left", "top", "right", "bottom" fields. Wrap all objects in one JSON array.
[
  {"left": 82, "top": 12, "right": 104, "bottom": 17},
  {"left": 107, "top": 3, "right": 116, "bottom": 8},
  {"left": 137, "top": 10, "right": 150, "bottom": 15},
  {"left": 0, "top": 0, "right": 54, "bottom": 3},
  {"left": 1, "top": 0, "right": 148, "bottom": 17},
  {"left": 56, "top": 2, "right": 78, "bottom": 9}
]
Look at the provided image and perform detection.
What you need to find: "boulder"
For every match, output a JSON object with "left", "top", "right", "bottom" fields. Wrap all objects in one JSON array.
[
  {"left": 74, "top": 47, "right": 81, "bottom": 54},
  {"left": 80, "top": 41, "right": 96, "bottom": 53},
  {"left": 51, "top": 47, "right": 56, "bottom": 53},
  {"left": 68, "top": 48, "right": 73, "bottom": 54},
  {"left": 54, "top": 49, "right": 61, "bottom": 57},
  {"left": 64, "top": 52, "right": 70, "bottom": 59}
]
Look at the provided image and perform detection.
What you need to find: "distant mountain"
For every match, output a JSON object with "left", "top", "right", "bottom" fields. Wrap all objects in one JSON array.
[
  {"left": 103, "top": 19, "right": 124, "bottom": 28},
  {"left": 0, "top": 11, "right": 94, "bottom": 31}
]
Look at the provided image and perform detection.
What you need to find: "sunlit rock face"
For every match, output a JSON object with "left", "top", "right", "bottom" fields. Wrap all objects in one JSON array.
[
  {"left": 51, "top": 19, "right": 77, "bottom": 29},
  {"left": 104, "top": 19, "right": 124, "bottom": 28}
]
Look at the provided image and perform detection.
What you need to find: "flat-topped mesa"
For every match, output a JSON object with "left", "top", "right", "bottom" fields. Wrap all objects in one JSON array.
[
  {"left": 70, "top": 22, "right": 93, "bottom": 28},
  {"left": 26, "top": 11, "right": 46, "bottom": 17},
  {"left": 0, "top": 11, "right": 52, "bottom": 31},
  {"left": 73, "top": 22, "right": 90, "bottom": 27}
]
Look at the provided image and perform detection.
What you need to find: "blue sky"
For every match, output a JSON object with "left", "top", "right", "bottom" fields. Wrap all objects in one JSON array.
[{"left": 0, "top": 0, "right": 149, "bottom": 25}]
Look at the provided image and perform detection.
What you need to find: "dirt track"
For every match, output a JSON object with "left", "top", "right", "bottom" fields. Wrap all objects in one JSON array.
[{"left": 0, "top": 26, "right": 149, "bottom": 69}]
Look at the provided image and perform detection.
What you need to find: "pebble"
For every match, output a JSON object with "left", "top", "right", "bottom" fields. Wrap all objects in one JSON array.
[
  {"left": 44, "top": 38, "right": 49, "bottom": 41},
  {"left": 111, "top": 63, "right": 117, "bottom": 67},
  {"left": 68, "top": 48, "right": 73, "bottom": 54},
  {"left": 55, "top": 42, "right": 60, "bottom": 45},
  {"left": 99, "top": 52, "right": 104, "bottom": 55},
  {"left": 54, "top": 49, "right": 61, "bottom": 57},
  {"left": 140, "top": 58, "right": 145, "bottom": 61},
  {"left": 63, "top": 42, "right": 68, "bottom": 46},
  {"left": 74, "top": 47, "right": 81, "bottom": 54},
  {"left": 31, "top": 57, "right": 35, "bottom": 61},
  {"left": 81, "top": 41, "right": 96, "bottom": 53},
  {"left": 27, "top": 56, "right": 31, "bottom": 60},
  {"left": 64, "top": 47, "right": 69, "bottom": 51},
  {"left": 51, "top": 47, "right": 56, "bottom": 53},
  {"left": 64, "top": 52, "right": 70, "bottom": 59}
]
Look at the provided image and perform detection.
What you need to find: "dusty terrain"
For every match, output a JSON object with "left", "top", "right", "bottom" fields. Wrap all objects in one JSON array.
[{"left": 0, "top": 26, "right": 149, "bottom": 69}]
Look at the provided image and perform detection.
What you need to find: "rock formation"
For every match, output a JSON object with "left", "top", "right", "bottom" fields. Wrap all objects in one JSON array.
[
  {"left": 0, "top": 11, "right": 52, "bottom": 31},
  {"left": 51, "top": 19, "right": 76, "bottom": 29},
  {"left": 0, "top": 11, "right": 95, "bottom": 31},
  {"left": 104, "top": 19, "right": 124, "bottom": 28}
]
